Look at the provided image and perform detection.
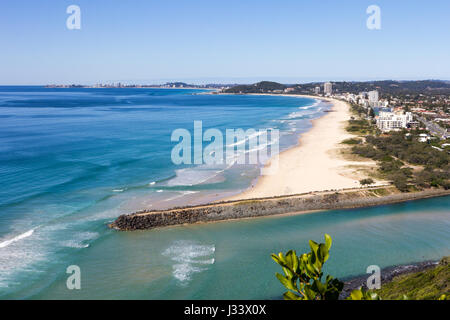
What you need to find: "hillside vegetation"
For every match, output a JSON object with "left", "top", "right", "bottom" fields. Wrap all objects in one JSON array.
[
  {"left": 375, "top": 257, "right": 450, "bottom": 300},
  {"left": 224, "top": 81, "right": 286, "bottom": 93},
  {"left": 223, "top": 80, "right": 450, "bottom": 95}
]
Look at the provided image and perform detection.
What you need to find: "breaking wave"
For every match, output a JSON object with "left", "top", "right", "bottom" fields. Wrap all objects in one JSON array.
[
  {"left": 162, "top": 240, "right": 215, "bottom": 284},
  {"left": 0, "top": 228, "right": 36, "bottom": 249}
]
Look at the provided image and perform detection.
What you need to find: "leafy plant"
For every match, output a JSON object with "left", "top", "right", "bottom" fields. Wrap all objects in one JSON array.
[
  {"left": 272, "top": 235, "right": 449, "bottom": 300},
  {"left": 271, "top": 234, "right": 344, "bottom": 300},
  {"left": 346, "top": 287, "right": 381, "bottom": 300}
]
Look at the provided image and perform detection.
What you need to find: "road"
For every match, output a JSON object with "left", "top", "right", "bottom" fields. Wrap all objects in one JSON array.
[{"left": 415, "top": 114, "right": 448, "bottom": 138}]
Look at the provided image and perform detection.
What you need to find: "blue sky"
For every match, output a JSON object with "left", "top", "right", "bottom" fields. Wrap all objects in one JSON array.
[{"left": 1, "top": 0, "right": 449, "bottom": 84}]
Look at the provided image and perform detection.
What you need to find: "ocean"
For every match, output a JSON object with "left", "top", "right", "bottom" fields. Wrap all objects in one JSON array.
[{"left": 0, "top": 87, "right": 448, "bottom": 299}]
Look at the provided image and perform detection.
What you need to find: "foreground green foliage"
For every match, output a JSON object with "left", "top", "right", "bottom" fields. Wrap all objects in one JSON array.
[
  {"left": 271, "top": 234, "right": 344, "bottom": 300},
  {"left": 272, "top": 235, "right": 449, "bottom": 300},
  {"left": 346, "top": 287, "right": 381, "bottom": 300}
]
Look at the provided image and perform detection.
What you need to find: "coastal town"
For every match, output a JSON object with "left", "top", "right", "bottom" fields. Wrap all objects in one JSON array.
[
  {"left": 45, "top": 82, "right": 226, "bottom": 90},
  {"left": 335, "top": 86, "right": 450, "bottom": 141},
  {"left": 223, "top": 80, "right": 450, "bottom": 152},
  {"left": 47, "top": 79, "right": 450, "bottom": 163}
]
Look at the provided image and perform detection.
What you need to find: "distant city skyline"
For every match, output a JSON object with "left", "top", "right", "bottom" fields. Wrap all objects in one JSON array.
[
  {"left": 1, "top": 0, "right": 450, "bottom": 85},
  {"left": 35, "top": 76, "right": 450, "bottom": 86}
]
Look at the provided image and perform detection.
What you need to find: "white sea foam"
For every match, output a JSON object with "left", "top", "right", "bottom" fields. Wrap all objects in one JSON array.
[
  {"left": 287, "top": 100, "right": 321, "bottom": 119},
  {"left": 0, "top": 226, "right": 47, "bottom": 288},
  {"left": 163, "top": 191, "right": 199, "bottom": 202},
  {"left": 167, "top": 166, "right": 226, "bottom": 187},
  {"left": 61, "top": 231, "right": 98, "bottom": 249},
  {"left": 226, "top": 130, "right": 265, "bottom": 148},
  {"left": 149, "top": 181, "right": 156, "bottom": 185},
  {"left": 245, "top": 137, "right": 279, "bottom": 154},
  {"left": 287, "top": 112, "right": 302, "bottom": 119},
  {"left": 299, "top": 100, "right": 320, "bottom": 109},
  {"left": 162, "top": 240, "right": 215, "bottom": 284},
  {"left": 61, "top": 240, "right": 90, "bottom": 249},
  {"left": 0, "top": 228, "right": 35, "bottom": 249},
  {"left": 287, "top": 110, "right": 317, "bottom": 119}
]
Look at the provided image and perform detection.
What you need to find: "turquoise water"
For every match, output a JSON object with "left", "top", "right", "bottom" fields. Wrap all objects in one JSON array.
[
  {"left": 0, "top": 87, "right": 448, "bottom": 299},
  {"left": 0, "top": 86, "right": 329, "bottom": 298},
  {"left": 14, "top": 196, "right": 450, "bottom": 299}
]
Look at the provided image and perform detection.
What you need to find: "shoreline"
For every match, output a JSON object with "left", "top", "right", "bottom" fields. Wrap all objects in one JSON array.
[
  {"left": 129, "top": 93, "right": 337, "bottom": 211},
  {"left": 109, "top": 187, "right": 450, "bottom": 231},
  {"left": 110, "top": 92, "right": 449, "bottom": 231},
  {"left": 226, "top": 94, "right": 384, "bottom": 201}
]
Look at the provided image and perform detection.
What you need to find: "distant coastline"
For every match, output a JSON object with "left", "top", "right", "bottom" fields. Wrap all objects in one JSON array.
[{"left": 44, "top": 83, "right": 224, "bottom": 90}]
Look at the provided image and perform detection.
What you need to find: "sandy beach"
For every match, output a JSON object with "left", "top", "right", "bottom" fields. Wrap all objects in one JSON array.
[{"left": 229, "top": 95, "right": 383, "bottom": 200}]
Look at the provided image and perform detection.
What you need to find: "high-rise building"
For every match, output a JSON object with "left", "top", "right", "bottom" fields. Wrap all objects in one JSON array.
[
  {"left": 368, "top": 90, "right": 379, "bottom": 103},
  {"left": 314, "top": 86, "right": 320, "bottom": 94},
  {"left": 324, "top": 82, "right": 332, "bottom": 95}
]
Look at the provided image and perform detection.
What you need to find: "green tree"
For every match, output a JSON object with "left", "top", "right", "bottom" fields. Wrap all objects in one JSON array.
[
  {"left": 271, "top": 234, "right": 344, "bottom": 300},
  {"left": 360, "top": 178, "right": 375, "bottom": 187},
  {"left": 271, "top": 234, "right": 448, "bottom": 300}
]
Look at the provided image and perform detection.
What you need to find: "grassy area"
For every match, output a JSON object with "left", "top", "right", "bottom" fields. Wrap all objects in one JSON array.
[
  {"left": 375, "top": 257, "right": 449, "bottom": 300},
  {"left": 352, "top": 132, "right": 450, "bottom": 191},
  {"left": 341, "top": 138, "right": 363, "bottom": 145},
  {"left": 347, "top": 128, "right": 449, "bottom": 191},
  {"left": 346, "top": 119, "right": 377, "bottom": 136},
  {"left": 370, "top": 188, "right": 390, "bottom": 196}
]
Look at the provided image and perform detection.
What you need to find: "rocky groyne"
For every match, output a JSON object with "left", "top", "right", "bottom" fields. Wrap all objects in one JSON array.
[{"left": 109, "top": 187, "right": 450, "bottom": 231}]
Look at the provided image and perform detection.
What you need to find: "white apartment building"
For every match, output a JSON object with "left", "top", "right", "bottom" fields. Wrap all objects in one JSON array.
[
  {"left": 324, "top": 82, "right": 332, "bottom": 95},
  {"left": 345, "top": 93, "right": 357, "bottom": 103},
  {"left": 376, "top": 111, "right": 413, "bottom": 131},
  {"left": 314, "top": 86, "right": 320, "bottom": 94},
  {"left": 358, "top": 99, "right": 369, "bottom": 108},
  {"left": 368, "top": 90, "right": 380, "bottom": 108},
  {"left": 368, "top": 90, "right": 379, "bottom": 103}
]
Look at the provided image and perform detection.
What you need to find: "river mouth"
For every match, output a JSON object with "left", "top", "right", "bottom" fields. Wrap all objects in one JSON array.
[
  {"left": 1, "top": 88, "right": 449, "bottom": 300},
  {"left": 3, "top": 195, "right": 448, "bottom": 300}
]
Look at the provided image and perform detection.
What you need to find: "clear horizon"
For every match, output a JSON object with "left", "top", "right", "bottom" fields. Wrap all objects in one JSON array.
[
  {"left": 1, "top": 0, "right": 450, "bottom": 85},
  {"left": 1, "top": 77, "right": 450, "bottom": 86}
]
